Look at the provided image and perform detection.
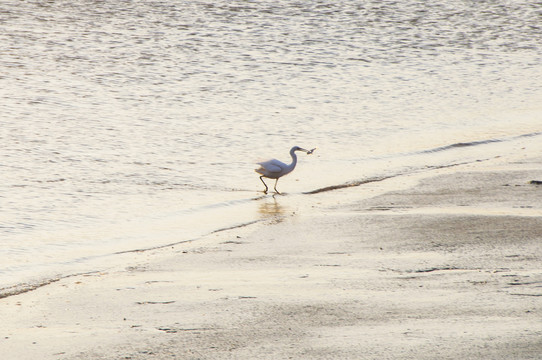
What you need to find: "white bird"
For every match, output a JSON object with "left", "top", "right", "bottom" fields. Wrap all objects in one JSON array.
[{"left": 255, "top": 146, "right": 314, "bottom": 194}]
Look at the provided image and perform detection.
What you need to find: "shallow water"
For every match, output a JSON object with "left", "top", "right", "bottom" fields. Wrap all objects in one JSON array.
[{"left": 1, "top": 0, "right": 541, "bottom": 290}]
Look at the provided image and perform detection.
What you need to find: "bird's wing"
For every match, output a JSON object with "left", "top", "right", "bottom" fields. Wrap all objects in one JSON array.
[{"left": 257, "top": 159, "right": 285, "bottom": 173}]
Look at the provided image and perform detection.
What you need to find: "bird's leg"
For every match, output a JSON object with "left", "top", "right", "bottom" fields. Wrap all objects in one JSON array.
[
  {"left": 274, "top": 179, "right": 281, "bottom": 194},
  {"left": 259, "top": 176, "right": 269, "bottom": 194}
]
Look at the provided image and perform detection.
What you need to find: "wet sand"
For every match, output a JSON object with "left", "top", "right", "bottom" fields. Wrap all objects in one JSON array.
[{"left": 1, "top": 154, "right": 542, "bottom": 359}]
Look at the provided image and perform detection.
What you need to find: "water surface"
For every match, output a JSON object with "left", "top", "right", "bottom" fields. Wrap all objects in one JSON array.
[{"left": 1, "top": 0, "right": 541, "bottom": 290}]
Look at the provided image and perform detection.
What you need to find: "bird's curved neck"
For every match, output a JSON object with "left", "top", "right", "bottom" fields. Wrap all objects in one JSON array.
[{"left": 288, "top": 149, "right": 298, "bottom": 168}]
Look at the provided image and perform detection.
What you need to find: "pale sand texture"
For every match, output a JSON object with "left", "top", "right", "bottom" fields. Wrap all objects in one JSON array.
[{"left": 1, "top": 155, "right": 541, "bottom": 359}]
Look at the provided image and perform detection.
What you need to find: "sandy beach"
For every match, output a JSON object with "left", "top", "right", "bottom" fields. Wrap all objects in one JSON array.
[
  {"left": 2, "top": 152, "right": 541, "bottom": 360},
  {"left": 3, "top": 1, "right": 542, "bottom": 359}
]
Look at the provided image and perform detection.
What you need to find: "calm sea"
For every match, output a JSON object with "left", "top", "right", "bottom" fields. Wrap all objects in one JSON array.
[{"left": 1, "top": 0, "right": 541, "bottom": 291}]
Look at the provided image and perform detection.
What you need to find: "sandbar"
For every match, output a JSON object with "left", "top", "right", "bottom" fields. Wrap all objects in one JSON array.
[{"left": 1, "top": 153, "right": 541, "bottom": 359}]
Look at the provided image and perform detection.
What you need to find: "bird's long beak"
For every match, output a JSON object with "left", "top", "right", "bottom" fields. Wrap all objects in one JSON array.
[{"left": 306, "top": 148, "right": 316, "bottom": 155}]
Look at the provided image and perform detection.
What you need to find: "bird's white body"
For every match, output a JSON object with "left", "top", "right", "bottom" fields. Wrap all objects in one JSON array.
[
  {"left": 256, "top": 157, "right": 297, "bottom": 179},
  {"left": 255, "top": 146, "right": 311, "bottom": 193}
]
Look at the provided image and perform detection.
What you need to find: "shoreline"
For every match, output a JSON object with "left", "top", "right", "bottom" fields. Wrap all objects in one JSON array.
[
  {"left": 1, "top": 151, "right": 541, "bottom": 359},
  {"left": 3, "top": 130, "right": 542, "bottom": 294}
]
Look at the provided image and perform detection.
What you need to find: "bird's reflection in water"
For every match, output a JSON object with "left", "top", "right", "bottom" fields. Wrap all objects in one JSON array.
[{"left": 258, "top": 195, "right": 287, "bottom": 221}]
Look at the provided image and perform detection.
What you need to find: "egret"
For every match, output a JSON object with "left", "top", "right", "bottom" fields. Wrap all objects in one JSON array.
[{"left": 255, "top": 146, "right": 315, "bottom": 194}]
